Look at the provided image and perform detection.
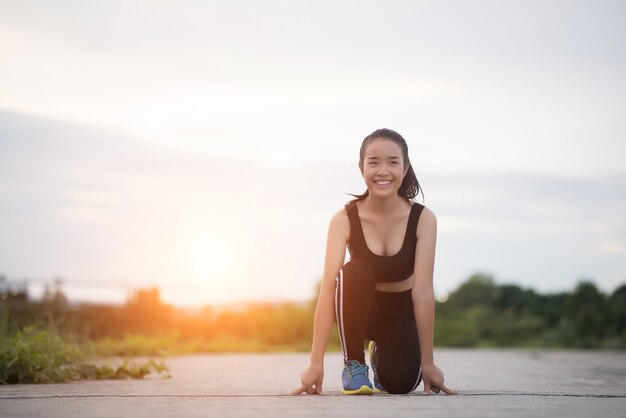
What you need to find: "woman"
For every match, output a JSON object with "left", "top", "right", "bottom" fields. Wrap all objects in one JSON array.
[{"left": 291, "top": 128, "right": 458, "bottom": 396}]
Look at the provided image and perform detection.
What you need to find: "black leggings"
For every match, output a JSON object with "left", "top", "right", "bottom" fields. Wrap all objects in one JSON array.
[{"left": 335, "top": 259, "right": 422, "bottom": 394}]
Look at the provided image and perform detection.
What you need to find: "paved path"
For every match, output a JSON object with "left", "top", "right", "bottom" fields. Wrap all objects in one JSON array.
[{"left": 1, "top": 349, "right": 625, "bottom": 417}]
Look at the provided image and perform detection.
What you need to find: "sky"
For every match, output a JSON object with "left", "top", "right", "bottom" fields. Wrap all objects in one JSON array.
[{"left": 0, "top": 0, "right": 625, "bottom": 306}]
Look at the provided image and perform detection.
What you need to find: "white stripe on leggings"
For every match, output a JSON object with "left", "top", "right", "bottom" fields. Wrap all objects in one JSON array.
[
  {"left": 411, "top": 365, "right": 423, "bottom": 392},
  {"left": 334, "top": 269, "right": 347, "bottom": 363}
]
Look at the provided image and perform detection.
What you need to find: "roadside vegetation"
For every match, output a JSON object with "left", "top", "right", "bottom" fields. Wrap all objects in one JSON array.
[
  {"left": 0, "top": 308, "right": 169, "bottom": 384},
  {"left": 1, "top": 273, "right": 624, "bottom": 384},
  {"left": 434, "top": 276, "right": 626, "bottom": 349}
]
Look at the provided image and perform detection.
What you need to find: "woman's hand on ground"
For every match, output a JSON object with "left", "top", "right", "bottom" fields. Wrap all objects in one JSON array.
[
  {"left": 290, "top": 363, "right": 324, "bottom": 395},
  {"left": 421, "top": 363, "right": 460, "bottom": 395}
]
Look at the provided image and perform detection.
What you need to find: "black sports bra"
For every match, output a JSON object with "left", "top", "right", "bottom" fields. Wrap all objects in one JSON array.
[{"left": 346, "top": 201, "right": 424, "bottom": 283}]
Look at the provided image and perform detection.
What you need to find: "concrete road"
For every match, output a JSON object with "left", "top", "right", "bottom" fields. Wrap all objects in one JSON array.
[{"left": 1, "top": 349, "right": 625, "bottom": 417}]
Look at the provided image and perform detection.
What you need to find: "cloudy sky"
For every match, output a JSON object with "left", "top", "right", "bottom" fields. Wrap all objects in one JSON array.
[{"left": 1, "top": 0, "right": 625, "bottom": 306}]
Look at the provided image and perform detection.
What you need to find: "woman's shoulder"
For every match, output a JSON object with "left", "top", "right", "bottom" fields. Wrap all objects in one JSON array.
[
  {"left": 418, "top": 204, "right": 435, "bottom": 219},
  {"left": 415, "top": 204, "right": 437, "bottom": 239},
  {"left": 327, "top": 205, "right": 351, "bottom": 243},
  {"left": 330, "top": 204, "right": 351, "bottom": 227}
]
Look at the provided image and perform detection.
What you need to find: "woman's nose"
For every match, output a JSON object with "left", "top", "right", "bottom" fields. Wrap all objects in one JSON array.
[{"left": 377, "top": 166, "right": 390, "bottom": 175}]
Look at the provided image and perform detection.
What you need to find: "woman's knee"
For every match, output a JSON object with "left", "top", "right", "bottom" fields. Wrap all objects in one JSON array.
[
  {"left": 379, "top": 366, "right": 421, "bottom": 394},
  {"left": 375, "top": 322, "right": 421, "bottom": 394}
]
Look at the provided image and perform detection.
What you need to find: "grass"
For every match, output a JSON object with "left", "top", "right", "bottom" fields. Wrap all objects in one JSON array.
[
  {"left": 1, "top": 325, "right": 80, "bottom": 383},
  {"left": 0, "top": 308, "right": 170, "bottom": 384}
]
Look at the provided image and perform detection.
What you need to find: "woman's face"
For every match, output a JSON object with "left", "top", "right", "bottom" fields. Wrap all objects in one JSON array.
[{"left": 360, "top": 138, "right": 408, "bottom": 198}]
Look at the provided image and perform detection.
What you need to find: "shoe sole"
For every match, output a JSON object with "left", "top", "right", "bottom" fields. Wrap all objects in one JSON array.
[{"left": 342, "top": 385, "right": 374, "bottom": 395}]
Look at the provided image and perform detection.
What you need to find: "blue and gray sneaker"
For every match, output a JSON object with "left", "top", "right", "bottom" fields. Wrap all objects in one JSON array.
[
  {"left": 341, "top": 360, "right": 373, "bottom": 395},
  {"left": 368, "top": 341, "right": 386, "bottom": 393}
]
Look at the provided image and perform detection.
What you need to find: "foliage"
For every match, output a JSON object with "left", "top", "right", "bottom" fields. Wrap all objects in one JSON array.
[
  {"left": 0, "top": 309, "right": 170, "bottom": 384},
  {"left": 0, "top": 325, "right": 80, "bottom": 383},
  {"left": 3, "top": 276, "right": 625, "bottom": 356},
  {"left": 435, "top": 277, "right": 625, "bottom": 348},
  {"left": 73, "top": 358, "right": 170, "bottom": 381}
]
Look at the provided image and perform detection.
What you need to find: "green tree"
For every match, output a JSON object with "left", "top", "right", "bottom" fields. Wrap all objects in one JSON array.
[
  {"left": 447, "top": 273, "right": 496, "bottom": 310},
  {"left": 562, "top": 281, "right": 606, "bottom": 347},
  {"left": 607, "top": 284, "right": 626, "bottom": 346}
]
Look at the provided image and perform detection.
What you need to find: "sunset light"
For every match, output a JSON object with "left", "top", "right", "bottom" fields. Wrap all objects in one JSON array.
[
  {"left": 187, "top": 240, "right": 226, "bottom": 281},
  {"left": 0, "top": 1, "right": 624, "bottom": 307}
]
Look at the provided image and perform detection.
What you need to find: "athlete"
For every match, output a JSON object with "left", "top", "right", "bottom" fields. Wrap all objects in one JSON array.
[{"left": 291, "top": 128, "right": 459, "bottom": 396}]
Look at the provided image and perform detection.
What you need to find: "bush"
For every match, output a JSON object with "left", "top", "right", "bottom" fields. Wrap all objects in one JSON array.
[
  {"left": 0, "top": 309, "right": 170, "bottom": 384},
  {"left": 0, "top": 326, "right": 80, "bottom": 383}
]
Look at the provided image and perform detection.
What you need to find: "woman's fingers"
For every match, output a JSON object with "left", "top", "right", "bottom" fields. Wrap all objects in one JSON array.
[
  {"left": 422, "top": 381, "right": 460, "bottom": 396},
  {"left": 422, "top": 380, "right": 431, "bottom": 394},
  {"left": 439, "top": 383, "right": 460, "bottom": 395},
  {"left": 316, "top": 381, "right": 323, "bottom": 394},
  {"left": 289, "top": 384, "right": 308, "bottom": 395},
  {"left": 290, "top": 383, "right": 324, "bottom": 396}
]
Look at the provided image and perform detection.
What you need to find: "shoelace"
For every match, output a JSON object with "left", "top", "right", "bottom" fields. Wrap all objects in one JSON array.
[{"left": 345, "top": 361, "right": 368, "bottom": 379}]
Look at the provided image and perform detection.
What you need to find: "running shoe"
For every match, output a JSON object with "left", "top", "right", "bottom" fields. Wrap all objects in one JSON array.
[
  {"left": 368, "top": 340, "right": 386, "bottom": 393},
  {"left": 341, "top": 360, "right": 373, "bottom": 395}
]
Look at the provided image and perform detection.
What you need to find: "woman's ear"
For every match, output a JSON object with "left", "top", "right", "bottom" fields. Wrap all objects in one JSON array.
[{"left": 403, "top": 164, "right": 410, "bottom": 177}]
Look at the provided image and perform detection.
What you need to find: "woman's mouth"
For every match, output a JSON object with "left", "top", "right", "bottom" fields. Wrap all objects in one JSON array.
[{"left": 374, "top": 180, "right": 393, "bottom": 187}]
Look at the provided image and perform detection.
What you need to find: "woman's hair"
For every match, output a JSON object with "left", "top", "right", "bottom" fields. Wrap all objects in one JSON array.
[{"left": 347, "top": 128, "right": 424, "bottom": 206}]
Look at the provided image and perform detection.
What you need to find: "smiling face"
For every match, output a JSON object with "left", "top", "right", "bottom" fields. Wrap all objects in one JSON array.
[{"left": 360, "top": 137, "right": 409, "bottom": 198}]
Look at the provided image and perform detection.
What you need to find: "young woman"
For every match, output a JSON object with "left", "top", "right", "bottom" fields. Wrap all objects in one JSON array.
[{"left": 291, "top": 128, "right": 458, "bottom": 396}]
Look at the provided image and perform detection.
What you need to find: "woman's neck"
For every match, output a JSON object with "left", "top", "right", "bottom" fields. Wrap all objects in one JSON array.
[{"left": 361, "top": 194, "right": 407, "bottom": 215}]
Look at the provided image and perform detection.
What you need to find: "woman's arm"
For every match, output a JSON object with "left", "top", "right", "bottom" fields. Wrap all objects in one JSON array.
[
  {"left": 292, "top": 208, "right": 349, "bottom": 395},
  {"left": 412, "top": 207, "right": 437, "bottom": 366},
  {"left": 412, "top": 207, "right": 459, "bottom": 395},
  {"left": 309, "top": 209, "right": 349, "bottom": 364}
]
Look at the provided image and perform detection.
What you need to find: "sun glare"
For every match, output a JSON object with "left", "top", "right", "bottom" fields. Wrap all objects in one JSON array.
[{"left": 188, "top": 241, "right": 226, "bottom": 280}]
